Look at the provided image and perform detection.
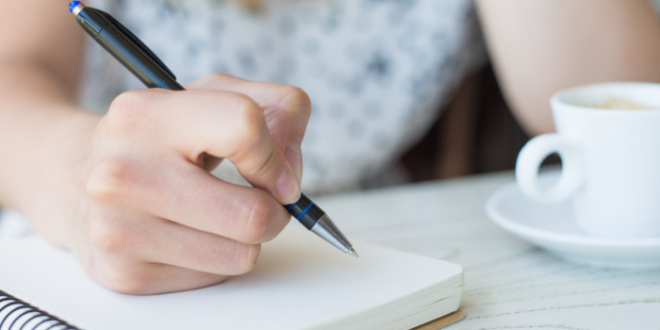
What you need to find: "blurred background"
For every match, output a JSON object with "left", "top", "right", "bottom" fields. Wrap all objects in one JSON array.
[{"left": 401, "top": 64, "right": 530, "bottom": 183}]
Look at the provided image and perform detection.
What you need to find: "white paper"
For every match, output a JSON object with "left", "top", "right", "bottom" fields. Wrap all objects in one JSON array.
[{"left": 0, "top": 222, "right": 461, "bottom": 330}]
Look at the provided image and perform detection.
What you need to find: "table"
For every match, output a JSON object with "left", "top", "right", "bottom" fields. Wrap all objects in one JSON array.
[{"left": 316, "top": 171, "right": 660, "bottom": 330}]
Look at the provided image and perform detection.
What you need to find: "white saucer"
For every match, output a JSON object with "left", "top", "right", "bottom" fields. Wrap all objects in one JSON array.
[{"left": 486, "top": 171, "right": 660, "bottom": 268}]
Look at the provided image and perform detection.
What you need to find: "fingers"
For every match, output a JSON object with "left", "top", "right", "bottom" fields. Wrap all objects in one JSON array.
[
  {"left": 85, "top": 206, "right": 263, "bottom": 277},
  {"left": 103, "top": 89, "right": 301, "bottom": 204},
  {"left": 80, "top": 74, "right": 313, "bottom": 295},
  {"left": 85, "top": 156, "right": 291, "bottom": 244},
  {"left": 90, "top": 258, "right": 230, "bottom": 295},
  {"left": 141, "top": 219, "right": 262, "bottom": 277},
  {"left": 187, "top": 73, "right": 311, "bottom": 181},
  {"left": 82, "top": 206, "right": 266, "bottom": 295},
  {"left": 99, "top": 264, "right": 230, "bottom": 295},
  {"left": 154, "top": 167, "right": 291, "bottom": 244}
]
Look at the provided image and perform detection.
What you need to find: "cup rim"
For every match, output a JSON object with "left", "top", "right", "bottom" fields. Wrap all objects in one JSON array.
[{"left": 551, "top": 82, "right": 660, "bottom": 114}]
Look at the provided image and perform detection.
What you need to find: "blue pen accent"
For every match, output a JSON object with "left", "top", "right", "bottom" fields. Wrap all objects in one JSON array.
[
  {"left": 297, "top": 202, "right": 315, "bottom": 220},
  {"left": 287, "top": 204, "right": 296, "bottom": 211},
  {"left": 69, "top": 1, "right": 81, "bottom": 13}
]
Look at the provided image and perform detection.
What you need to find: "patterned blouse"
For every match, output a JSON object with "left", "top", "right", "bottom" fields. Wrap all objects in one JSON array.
[{"left": 80, "top": 0, "right": 485, "bottom": 194}]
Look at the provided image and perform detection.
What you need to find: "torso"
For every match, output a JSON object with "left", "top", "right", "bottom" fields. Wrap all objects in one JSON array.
[{"left": 81, "top": 0, "right": 484, "bottom": 194}]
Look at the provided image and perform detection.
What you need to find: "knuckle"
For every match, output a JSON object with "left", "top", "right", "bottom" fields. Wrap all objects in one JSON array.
[
  {"left": 235, "top": 98, "right": 264, "bottom": 149},
  {"left": 279, "top": 86, "right": 312, "bottom": 116},
  {"left": 106, "top": 90, "right": 153, "bottom": 132},
  {"left": 242, "top": 194, "right": 272, "bottom": 243},
  {"left": 86, "top": 160, "right": 132, "bottom": 202},
  {"left": 207, "top": 72, "right": 232, "bottom": 82},
  {"left": 88, "top": 216, "right": 131, "bottom": 256},
  {"left": 99, "top": 266, "right": 152, "bottom": 295},
  {"left": 108, "top": 90, "right": 146, "bottom": 116},
  {"left": 190, "top": 73, "right": 236, "bottom": 90},
  {"left": 233, "top": 244, "right": 261, "bottom": 275}
]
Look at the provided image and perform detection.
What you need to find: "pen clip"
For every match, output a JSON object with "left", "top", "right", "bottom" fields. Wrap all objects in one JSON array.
[{"left": 97, "top": 10, "right": 177, "bottom": 81}]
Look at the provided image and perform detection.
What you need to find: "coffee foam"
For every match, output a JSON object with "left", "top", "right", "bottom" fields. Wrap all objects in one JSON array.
[{"left": 591, "top": 97, "right": 651, "bottom": 110}]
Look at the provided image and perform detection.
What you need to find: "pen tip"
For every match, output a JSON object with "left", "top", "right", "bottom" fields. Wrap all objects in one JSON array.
[{"left": 348, "top": 248, "right": 359, "bottom": 258}]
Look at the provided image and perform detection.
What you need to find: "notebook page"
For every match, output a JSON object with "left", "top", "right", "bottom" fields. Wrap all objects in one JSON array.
[{"left": 0, "top": 222, "right": 461, "bottom": 330}]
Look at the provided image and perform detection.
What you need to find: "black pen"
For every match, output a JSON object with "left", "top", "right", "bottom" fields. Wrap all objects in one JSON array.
[{"left": 68, "top": 1, "right": 358, "bottom": 257}]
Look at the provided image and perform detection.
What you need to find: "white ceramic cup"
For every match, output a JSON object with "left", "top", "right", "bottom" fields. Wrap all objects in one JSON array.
[{"left": 516, "top": 82, "right": 660, "bottom": 239}]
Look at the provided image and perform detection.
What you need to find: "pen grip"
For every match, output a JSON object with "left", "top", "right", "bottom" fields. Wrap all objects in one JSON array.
[{"left": 286, "top": 194, "right": 324, "bottom": 230}]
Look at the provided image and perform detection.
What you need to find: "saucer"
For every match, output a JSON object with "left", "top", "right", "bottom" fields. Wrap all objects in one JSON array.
[{"left": 485, "top": 171, "right": 660, "bottom": 268}]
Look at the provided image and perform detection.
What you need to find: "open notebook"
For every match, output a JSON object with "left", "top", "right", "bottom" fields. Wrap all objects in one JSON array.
[{"left": 0, "top": 222, "right": 463, "bottom": 330}]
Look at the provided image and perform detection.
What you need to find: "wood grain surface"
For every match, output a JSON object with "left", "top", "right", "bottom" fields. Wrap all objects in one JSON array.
[{"left": 317, "top": 171, "right": 660, "bottom": 330}]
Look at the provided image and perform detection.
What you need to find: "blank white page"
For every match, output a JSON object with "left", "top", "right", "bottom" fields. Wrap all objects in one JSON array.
[{"left": 0, "top": 222, "right": 462, "bottom": 330}]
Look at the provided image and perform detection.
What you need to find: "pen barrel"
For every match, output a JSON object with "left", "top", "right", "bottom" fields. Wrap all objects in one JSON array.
[
  {"left": 76, "top": 8, "right": 183, "bottom": 90},
  {"left": 286, "top": 194, "right": 325, "bottom": 230},
  {"left": 98, "top": 30, "right": 182, "bottom": 89}
]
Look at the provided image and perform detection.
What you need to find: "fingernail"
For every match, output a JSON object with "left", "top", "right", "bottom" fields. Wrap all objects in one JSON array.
[
  {"left": 284, "top": 142, "right": 303, "bottom": 182},
  {"left": 276, "top": 167, "right": 301, "bottom": 203}
]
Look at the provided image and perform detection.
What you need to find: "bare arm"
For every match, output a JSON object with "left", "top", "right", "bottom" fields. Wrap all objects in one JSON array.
[
  {"left": 0, "top": 0, "right": 90, "bottom": 242},
  {"left": 476, "top": 0, "right": 660, "bottom": 134}
]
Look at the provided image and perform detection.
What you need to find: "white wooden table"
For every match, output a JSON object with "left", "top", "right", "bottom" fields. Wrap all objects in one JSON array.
[{"left": 316, "top": 171, "right": 660, "bottom": 330}]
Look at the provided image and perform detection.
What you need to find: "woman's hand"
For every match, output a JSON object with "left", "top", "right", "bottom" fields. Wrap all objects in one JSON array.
[{"left": 32, "top": 73, "right": 311, "bottom": 294}]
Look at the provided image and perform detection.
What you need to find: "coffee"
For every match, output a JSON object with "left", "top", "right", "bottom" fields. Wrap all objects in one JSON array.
[{"left": 593, "top": 97, "right": 650, "bottom": 110}]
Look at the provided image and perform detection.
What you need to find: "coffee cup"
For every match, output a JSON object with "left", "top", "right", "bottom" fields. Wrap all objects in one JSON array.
[{"left": 515, "top": 82, "right": 660, "bottom": 239}]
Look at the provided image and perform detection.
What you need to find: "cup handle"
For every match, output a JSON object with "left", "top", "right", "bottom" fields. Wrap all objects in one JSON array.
[{"left": 515, "top": 133, "right": 584, "bottom": 204}]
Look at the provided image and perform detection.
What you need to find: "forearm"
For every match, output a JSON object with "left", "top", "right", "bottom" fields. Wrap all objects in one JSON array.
[
  {"left": 0, "top": 61, "right": 98, "bottom": 225},
  {"left": 476, "top": 0, "right": 660, "bottom": 134}
]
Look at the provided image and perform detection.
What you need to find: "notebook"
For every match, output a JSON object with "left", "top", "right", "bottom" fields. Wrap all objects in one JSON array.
[{"left": 0, "top": 222, "right": 463, "bottom": 330}]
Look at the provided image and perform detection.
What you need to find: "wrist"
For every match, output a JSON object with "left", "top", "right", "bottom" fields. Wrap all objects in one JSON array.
[{"left": 19, "top": 109, "right": 100, "bottom": 247}]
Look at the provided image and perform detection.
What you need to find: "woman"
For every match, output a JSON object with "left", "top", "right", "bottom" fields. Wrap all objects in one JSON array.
[{"left": 1, "top": 0, "right": 659, "bottom": 294}]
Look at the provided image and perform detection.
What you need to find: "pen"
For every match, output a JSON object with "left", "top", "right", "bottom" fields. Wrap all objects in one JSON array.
[{"left": 68, "top": 1, "right": 358, "bottom": 258}]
